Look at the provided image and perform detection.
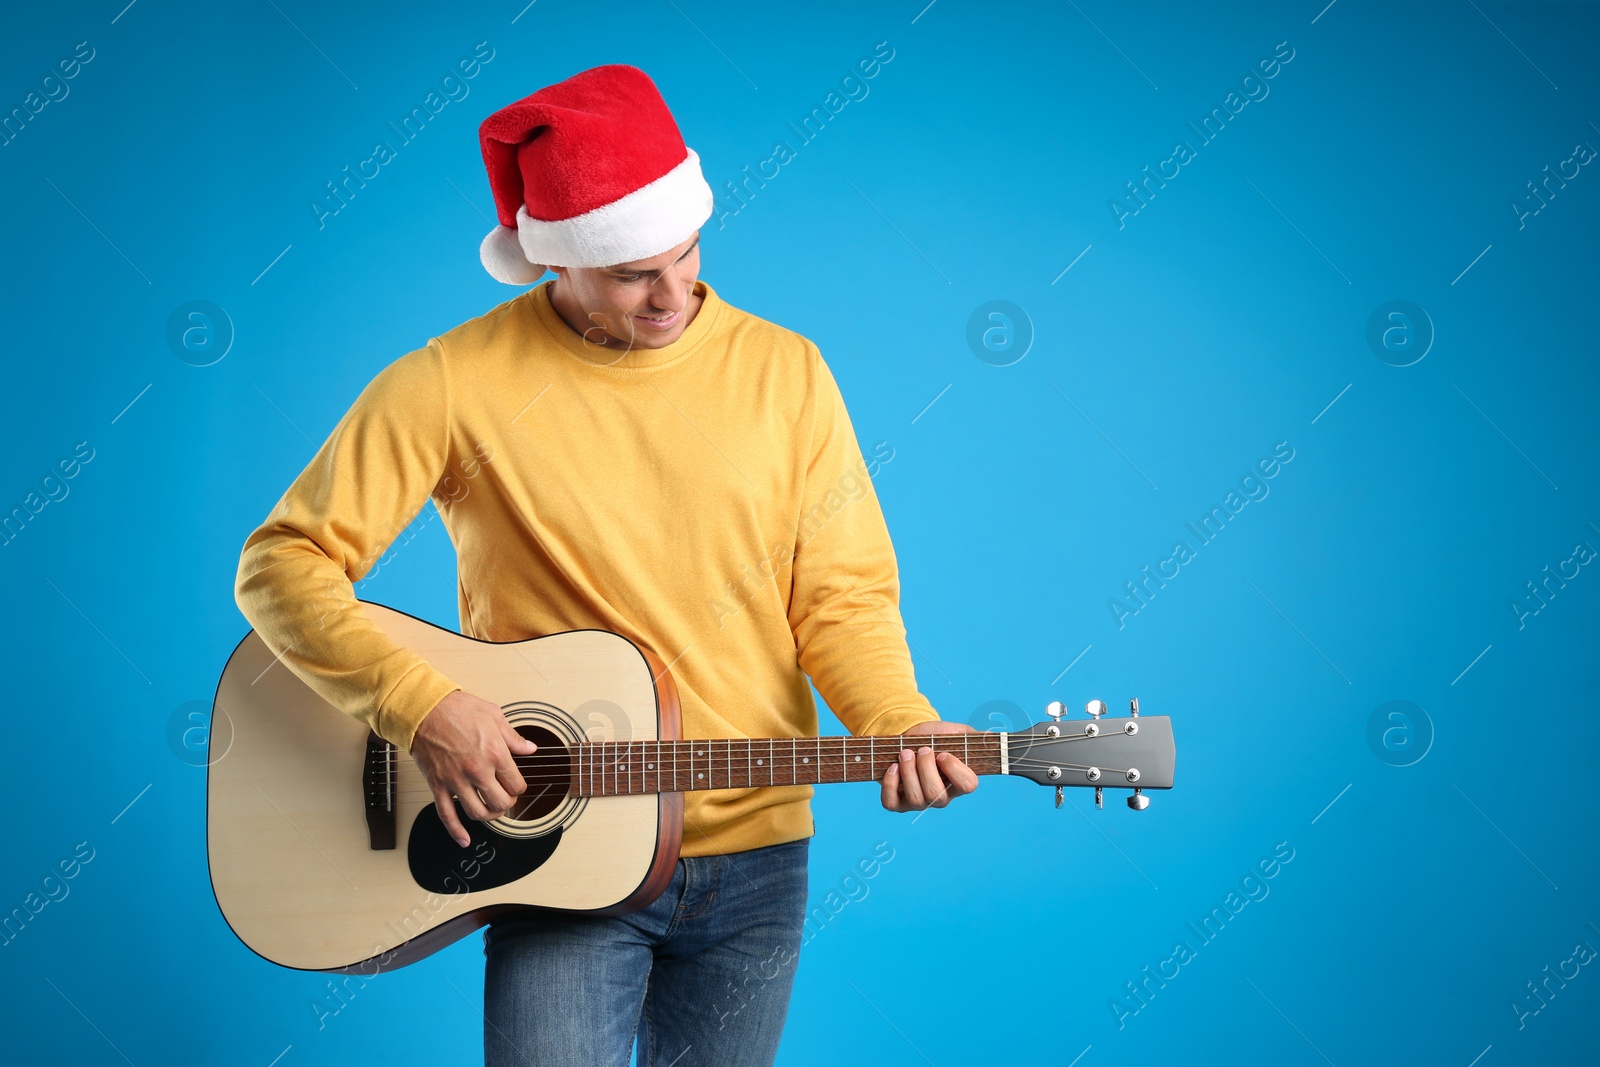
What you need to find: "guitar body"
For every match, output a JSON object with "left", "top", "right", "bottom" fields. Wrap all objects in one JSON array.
[{"left": 207, "top": 602, "right": 681, "bottom": 974}]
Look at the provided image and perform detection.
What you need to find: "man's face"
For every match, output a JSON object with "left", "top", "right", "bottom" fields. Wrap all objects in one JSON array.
[{"left": 550, "top": 231, "right": 702, "bottom": 350}]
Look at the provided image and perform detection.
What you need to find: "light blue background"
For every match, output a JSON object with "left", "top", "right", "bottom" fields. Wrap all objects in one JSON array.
[{"left": 1, "top": 1, "right": 1596, "bottom": 1064}]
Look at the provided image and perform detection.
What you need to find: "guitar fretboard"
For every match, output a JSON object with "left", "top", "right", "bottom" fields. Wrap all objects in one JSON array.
[{"left": 570, "top": 734, "right": 1004, "bottom": 797}]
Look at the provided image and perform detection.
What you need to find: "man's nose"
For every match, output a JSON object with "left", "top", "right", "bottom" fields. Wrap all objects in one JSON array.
[{"left": 649, "top": 271, "right": 688, "bottom": 311}]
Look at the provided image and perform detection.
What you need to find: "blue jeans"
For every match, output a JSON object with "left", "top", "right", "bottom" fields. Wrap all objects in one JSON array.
[{"left": 482, "top": 837, "right": 810, "bottom": 1067}]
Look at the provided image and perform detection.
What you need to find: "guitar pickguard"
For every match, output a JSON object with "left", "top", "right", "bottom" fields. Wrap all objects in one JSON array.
[{"left": 406, "top": 799, "right": 563, "bottom": 894}]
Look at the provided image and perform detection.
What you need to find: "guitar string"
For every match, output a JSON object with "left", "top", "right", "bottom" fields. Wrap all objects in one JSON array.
[
  {"left": 377, "top": 752, "right": 1122, "bottom": 780},
  {"left": 381, "top": 745, "right": 1141, "bottom": 798},
  {"left": 372, "top": 729, "right": 1117, "bottom": 772},
  {"left": 387, "top": 769, "right": 1135, "bottom": 799},
  {"left": 372, "top": 740, "right": 1118, "bottom": 767},
  {"left": 378, "top": 759, "right": 1127, "bottom": 795},
  {"left": 372, "top": 737, "right": 1128, "bottom": 779},
  {"left": 388, "top": 764, "right": 1138, "bottom": 799}
]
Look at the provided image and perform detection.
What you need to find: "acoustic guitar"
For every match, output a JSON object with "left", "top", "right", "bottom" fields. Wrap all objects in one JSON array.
[{"left": 207, "top": 601, "right": 1176, "bottom": 974}]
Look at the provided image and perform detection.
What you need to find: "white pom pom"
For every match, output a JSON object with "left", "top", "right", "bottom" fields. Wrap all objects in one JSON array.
[{"left": 480, "top": 225, "right": 547, "bottom": 285}]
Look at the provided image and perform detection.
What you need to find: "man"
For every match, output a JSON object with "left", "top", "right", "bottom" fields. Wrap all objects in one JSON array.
[{"left": 234, "top": 64, "right": 975, "bottom": 1066}]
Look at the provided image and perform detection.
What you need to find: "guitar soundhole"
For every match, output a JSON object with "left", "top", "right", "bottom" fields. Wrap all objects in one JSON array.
[{"left": 509, "top": 724, "right": 570, "bottom": 822}]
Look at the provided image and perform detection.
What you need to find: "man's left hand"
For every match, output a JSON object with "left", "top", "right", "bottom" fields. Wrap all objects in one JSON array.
[{"left": 880, "top": 721, "right": 980, "bottom": 813}]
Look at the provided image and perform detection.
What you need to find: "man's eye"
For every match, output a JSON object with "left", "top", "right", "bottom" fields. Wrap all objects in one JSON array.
[{"left": 615, "top": 273, "right": 642, "bottom": 282}]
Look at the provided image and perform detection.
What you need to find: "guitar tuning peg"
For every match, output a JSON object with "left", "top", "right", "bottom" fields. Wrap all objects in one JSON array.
[
  {"left": 1054, "top": 785, "right": 1063, "bottom": 808},
  {"left": 1086, "top": 699, "right": 1107, "bottom": 719},
  {"left": 1095, "top": 786, "right": 1104, "bottom": 809},
  {"left": 1127, "top": 788, "right": 1149, "bottom": 811},
  {"left": 1129, "top": 697, "right": 1140, "bottom": 717},
  {"left": 1046, "top": 701, "right": 1066, "bottom": 721}
]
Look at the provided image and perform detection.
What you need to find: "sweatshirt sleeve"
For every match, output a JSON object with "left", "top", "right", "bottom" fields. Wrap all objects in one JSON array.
[
  {"left": 233, "top": 342, "right": 462, "bottom": 752},
  {"left": 787, "top": 345, "right": 940, "bottom": 737}
]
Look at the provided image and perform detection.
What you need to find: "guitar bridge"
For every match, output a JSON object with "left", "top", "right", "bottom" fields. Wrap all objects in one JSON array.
[{"left": 364, "top": 730, "right": 397, "bottom": 850}]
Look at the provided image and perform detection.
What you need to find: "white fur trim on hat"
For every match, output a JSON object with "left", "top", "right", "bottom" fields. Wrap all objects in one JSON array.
[{"left": 516, "top": 148, "right": 713, "bottom": 274}]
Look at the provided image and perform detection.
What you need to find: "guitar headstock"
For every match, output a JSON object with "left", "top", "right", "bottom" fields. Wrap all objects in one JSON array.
[{"left": 1007, "top": 698, "right": 1175, "bottom": 810}]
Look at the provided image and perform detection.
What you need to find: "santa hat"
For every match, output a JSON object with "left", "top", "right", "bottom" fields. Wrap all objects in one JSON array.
[{"left": 477, "top": 65, "right": 714, "bottom": 285}]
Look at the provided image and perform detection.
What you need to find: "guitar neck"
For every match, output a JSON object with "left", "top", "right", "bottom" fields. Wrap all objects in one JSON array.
[{"left": 571, "top": 734, "right": 1003, "bottom": 796}]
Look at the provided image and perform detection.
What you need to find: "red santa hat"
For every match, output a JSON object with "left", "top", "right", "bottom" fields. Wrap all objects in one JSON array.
[{"left": 477, "top": 64, "right": 714, "bottom": 285}]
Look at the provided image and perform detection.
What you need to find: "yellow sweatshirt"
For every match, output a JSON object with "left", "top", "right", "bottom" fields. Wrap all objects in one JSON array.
[{"left": 234, "top": 278, "right": 940, "bottom": 856}]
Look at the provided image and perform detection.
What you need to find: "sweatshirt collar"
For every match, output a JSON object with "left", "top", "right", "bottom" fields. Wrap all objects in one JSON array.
[{"left": 529, "top": 278, "right": 723, "bottom": 370}]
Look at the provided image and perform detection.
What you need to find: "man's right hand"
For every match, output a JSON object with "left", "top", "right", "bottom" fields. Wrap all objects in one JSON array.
[{"left": 410, "top": 690, "right": 538, "bottom": 848}]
